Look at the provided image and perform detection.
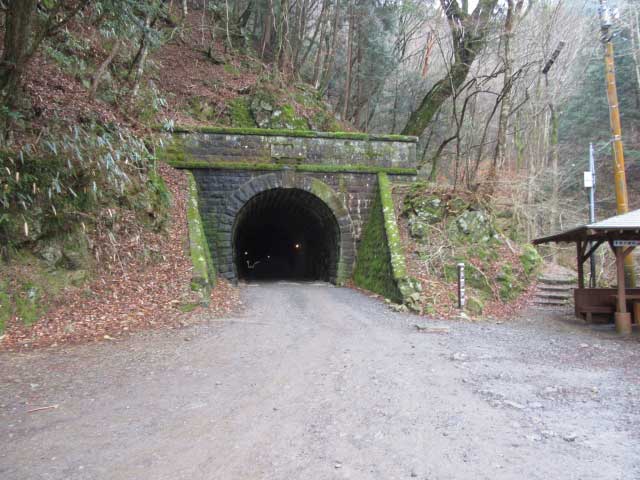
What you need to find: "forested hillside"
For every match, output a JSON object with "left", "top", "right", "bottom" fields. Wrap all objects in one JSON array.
[{"left": 1, "top": 0, "right": 639, "bottom": 343}]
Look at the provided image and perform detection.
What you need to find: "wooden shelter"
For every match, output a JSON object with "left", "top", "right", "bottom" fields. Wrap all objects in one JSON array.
[{"left": 533, "top": 209, "right": 640, "bottom": 334}]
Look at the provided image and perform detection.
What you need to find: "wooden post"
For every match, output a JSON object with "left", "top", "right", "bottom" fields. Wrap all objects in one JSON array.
[
  {"left": 615, "top": 246, "right": 632, "bottom": 334},
  {"left": 577, "top": 240, "right": 585, "bottom": 289},
  {"left": 616, "top": 247, "right": 626, "bottom": 313}
]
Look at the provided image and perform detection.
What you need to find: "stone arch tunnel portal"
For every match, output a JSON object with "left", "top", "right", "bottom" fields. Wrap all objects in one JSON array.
[{"left": 233, "top": 188, "right": 341, "bottom": 282}]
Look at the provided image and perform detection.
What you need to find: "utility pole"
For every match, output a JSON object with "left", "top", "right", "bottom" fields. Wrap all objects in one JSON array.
[{"left": 599, "top": 0, "right": 636, "bottom": 286}]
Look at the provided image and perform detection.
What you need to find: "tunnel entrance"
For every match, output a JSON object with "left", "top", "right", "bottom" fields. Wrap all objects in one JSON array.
[{"left": 233, "top": 188, "right": 340, "bottom": 282}]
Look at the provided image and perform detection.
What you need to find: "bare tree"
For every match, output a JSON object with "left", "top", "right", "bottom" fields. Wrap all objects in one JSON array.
[{"left": 401, "top": 0, "right": 500, "bottom": 136}]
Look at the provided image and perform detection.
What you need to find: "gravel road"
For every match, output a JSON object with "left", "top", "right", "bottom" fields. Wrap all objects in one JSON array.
[{"left": 1, "top": 282, "right": 639, "bottom": 479}]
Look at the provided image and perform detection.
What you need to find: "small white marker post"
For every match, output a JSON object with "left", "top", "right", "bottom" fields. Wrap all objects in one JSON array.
[{"left": 457, "top": 263, "right": 465, "bottom": 310}]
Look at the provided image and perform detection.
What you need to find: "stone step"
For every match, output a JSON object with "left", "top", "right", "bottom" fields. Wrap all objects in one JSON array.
[
  {"left": 538, "top": 276, "right": 577, "bottom": 286},
  {"left": 538, "top": 283, "right": 573, "bottom": 292},
  {"left": 535, "top": 291, "right": 572, "bottom": 300},
  {"left": 533, "top": 298, "right": 570, "bottom": 307}
]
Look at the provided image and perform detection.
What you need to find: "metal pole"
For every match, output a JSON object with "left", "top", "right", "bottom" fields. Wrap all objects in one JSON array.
[
  {"left": 599, "top": 0, "right": 636, "bottom": 287},
  {"left": 588, "top": 143, "right": 597, "bottom": 287}
]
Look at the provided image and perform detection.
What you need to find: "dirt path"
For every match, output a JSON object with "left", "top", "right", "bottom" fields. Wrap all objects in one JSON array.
[{"left": 1, "top": 282, "right": 639, "bottom": 479}]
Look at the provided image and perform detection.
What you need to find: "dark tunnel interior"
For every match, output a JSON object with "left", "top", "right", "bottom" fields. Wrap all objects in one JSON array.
[{"left": 233, "top": 188, "right": 340, "bottom": 282}]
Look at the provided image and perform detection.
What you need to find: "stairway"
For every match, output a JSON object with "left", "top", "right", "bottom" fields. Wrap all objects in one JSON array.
[{"left": 532, "top": 271, "right": 576, "bottom": 309}]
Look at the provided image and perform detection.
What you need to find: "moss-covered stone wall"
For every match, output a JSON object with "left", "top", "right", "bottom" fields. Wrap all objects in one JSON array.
[
  {"left": 354, "top": 173, "right": 420, "bottom": 305},
  {"left": 353, "top": 181, "right": 403, "bottom": 303},
  {"left": 186, "top": 172, "right": 216, "bottom": 304},
  {"left": 159, "top": 126, "right": 417, "bottom": 169}
]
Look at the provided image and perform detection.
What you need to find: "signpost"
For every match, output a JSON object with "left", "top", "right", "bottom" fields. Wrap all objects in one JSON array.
[
  {"left": 457, "top": 263, "right": 465, "bottom": 309},
  {"left": 613, "top": 240, "right": 640, "bottom": 247}
]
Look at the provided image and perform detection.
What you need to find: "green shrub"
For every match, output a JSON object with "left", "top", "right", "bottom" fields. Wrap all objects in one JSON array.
[
  {"left": 520, "top": 244, "right": 543, "bottom": 277},
  {"left": 0, "top": 282, "right": 10, "bottom": 335},
  {"left": 0, "top": 124, "right": 159, "bottom": 250},
  {"left": 497, "top": 264, "right": 524, "bottom": 301}
]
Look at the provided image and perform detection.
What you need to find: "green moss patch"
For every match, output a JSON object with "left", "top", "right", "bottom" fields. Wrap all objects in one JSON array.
[
  {"left": 497, "top": 264, "right": 525, "bottom": 302},
  {"left": 228, "top": 98, "right": 255, "bottom": 128},
  {"left": 354, "top": 182, "right": 403, "bottom": 303},
  {"left": 0, "top": 282, "right": 10, "bottom": 335},
  {"left": 160, "top": 125, "right": 418, "bottom": 143},
  {"left": 186, "top": 172, "right": 216, "bottom": 305}
]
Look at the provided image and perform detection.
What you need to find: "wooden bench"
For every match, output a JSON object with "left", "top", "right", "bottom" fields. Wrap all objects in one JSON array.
[{"left": 577, "top": 305, "right": 615, "bottom": 324}]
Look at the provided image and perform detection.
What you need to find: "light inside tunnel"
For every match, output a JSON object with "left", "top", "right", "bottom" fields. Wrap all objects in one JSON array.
[{"left": 233, "top": 188, "right": 340, "bottom": 282}]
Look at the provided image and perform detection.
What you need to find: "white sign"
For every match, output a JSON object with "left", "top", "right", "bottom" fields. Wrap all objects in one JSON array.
[
  {"left": 613, "top": 240, "right": 640, "bottom": 247},
  {"left": 583, "top": 171, "right": 593, "bottom": 188}
]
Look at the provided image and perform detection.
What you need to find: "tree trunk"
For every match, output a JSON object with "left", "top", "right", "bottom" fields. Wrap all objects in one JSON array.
[
  {"left": 299, "top": 0, "right": 329, "bottom": 73},
  {"left": 90, "top": 40, "right": 122, "bottom": 98},
  {"left": 353, "top": 34, "right": 363, "bottom": 125},
  {"left": 493, "top": 0, "right": 515, "bottom": 172},
  {"left": 291, "top": 0, "right": 309, "bottom": 73},
  {"left": 260, "top": 2, "right": 273, "bottom": 59},
  {"left": 132, "top": 14, "right": 152, "bottom": 98},
  {"left": 549, "top": 102, "right": 559, "bottom": 227},
  {"left": 342, "top": 4, "right": 354, "bottom": 120},
  {"left": 631, "top": 8, "right": 640, "bottom": 109},
  {"left": 0, "top": 0, "right": 38, "bottom": 103},
  {"left": 401, "top": 0, "right": 499, "bottom": 136},
  {"left": 311, "top": 19, "right": 327, "bottom": 87},
  {"left": 319, "top": 0, "right": 340, "bottom": 94},
  {"left": 391, "top": 74, "right": 399, "bottom": 133}
]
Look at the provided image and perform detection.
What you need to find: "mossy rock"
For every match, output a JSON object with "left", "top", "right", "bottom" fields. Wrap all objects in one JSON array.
[
  {"left": 275, "top": 104, "right": 309, "bottom": 130},
  {"left": 34, "top": 231, "right": 91, "bottom": 270},
  {"left": 408, "top": 215, "right": 430, "bottom": 240},
  {"left": 35, "top": 241, "right": 64, "bottom": 268},
  {"left": 61, "top": 233, "right": 90, "bottom": 270},
  {"left": 228, "top": 97, "right": 255, "bottom": 128},
  {"left": 189, "top": 97, "right": 217, "bottom": 122},
  {"left": 520, "top": 244, "right": 543, "bottom": 278},
  {"left": 404, "top": 194, "right": 445, "bottom": 224},
  {"left": 249, "top": 91, "right": 277, "bottom": 128},
  {"left": 466, "top": 295, "right": 484, "bottom": 316},
  {"left": 447, "top": 197, "right": 470, "bottom": 216},
  {"left": 1, "top": 208, "right": 44, "bottom": 247},
  {"left": 449, "top": 210, "right": 498, "bottom": 245},
  {"left": 249, "top": 94, "right": 310, "bottom": 130},
  {"left": 309, "top": 110, "right": 342, "bottom": 132}
]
